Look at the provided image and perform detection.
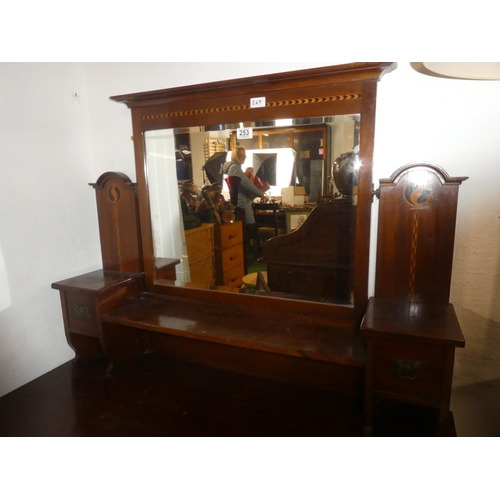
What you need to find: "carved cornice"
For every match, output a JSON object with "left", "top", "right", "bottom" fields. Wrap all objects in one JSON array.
[{"left": 110, "top": 62, "right": 395, "bottom": 109}]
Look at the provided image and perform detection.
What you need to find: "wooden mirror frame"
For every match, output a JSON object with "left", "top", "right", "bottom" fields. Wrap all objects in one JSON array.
[{"left": 111, "top": 62, "right": 396, "bottom": 325}]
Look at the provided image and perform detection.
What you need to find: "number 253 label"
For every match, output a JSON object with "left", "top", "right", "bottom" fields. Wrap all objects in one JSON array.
[{"left": 237, "top": 127, "right": 253, "bottom": 140}]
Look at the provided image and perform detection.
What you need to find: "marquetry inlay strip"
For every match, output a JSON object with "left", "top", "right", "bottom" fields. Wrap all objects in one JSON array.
[
  {"left": 113, "top": 204, "right": 122, "bottom": 268},
  {"left": 408, "top": 213, "right": 419, "bottom": 301},
  {"left": 107, "top": 186, "right": 123, "bottom": 268},
  {"left": 141, "top": 93, "right": 362, "bottom": 121}
]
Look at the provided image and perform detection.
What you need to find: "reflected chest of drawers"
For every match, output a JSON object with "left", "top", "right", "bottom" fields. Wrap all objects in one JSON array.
[
  {"left": 184, "top": 223, "right": 215, "bottom": 287},
  {"left": 214, "top": 220, "right": 245, "bottom": 288}
]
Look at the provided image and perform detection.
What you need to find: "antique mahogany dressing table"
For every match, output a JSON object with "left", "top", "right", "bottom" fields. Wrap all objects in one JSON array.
[{"left": 52, "top": 63, "right": 466, "bottom": 434}]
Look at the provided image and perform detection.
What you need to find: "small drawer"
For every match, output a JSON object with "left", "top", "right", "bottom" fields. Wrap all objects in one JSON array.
[
  {"left": 221, "top": 245, "right": 244, "bottom": 272},
  {"left": 373, "top": 338, "right": 446, "bottom": 402},
  {"left": 219, "top": 222, "right": 243, "bottom": 249},
  {"left": 223, "top": 263, "right": 245, "bottom": 287},
  {"left": 65, "top": 291, "right": 99, "bottom": 337}
]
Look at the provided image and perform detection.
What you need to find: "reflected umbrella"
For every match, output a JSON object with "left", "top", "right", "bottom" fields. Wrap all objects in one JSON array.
[{"left": 203, "top": 152, "right": 227, "bottom": 184}]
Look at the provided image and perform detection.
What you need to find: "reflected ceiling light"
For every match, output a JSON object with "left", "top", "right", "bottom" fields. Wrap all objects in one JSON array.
[
  {"left": 413, "top": 62, "right": 500, "bottom": 80},
  {"left": 275, "top": 118, "right": 293, "bottom": 126}
]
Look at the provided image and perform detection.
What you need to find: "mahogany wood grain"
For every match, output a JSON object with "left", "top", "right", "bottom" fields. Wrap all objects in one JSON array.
[
  {"left": 89, "top": 172, "right": 143, "bottom": 273},
  {"left": 99, "top": 291, "right": 366, "bottom": 395},
  {"left": 263, "top": 199, "right": 354, "bottom": 303},
  {"left": 102, "top": 323, "right": 364, "bottom": 396},
  {"left": 361, "top": 297, "right": 465, "bottom": 347},
  {"left": 101, "top": 294, "right": 366, "bottom": 367},
  {"left": 2, "top": 353, "right": 455, "bottom": 437},
  {"left": 374, "top": 162, "right": 467, "bottom": 304}
]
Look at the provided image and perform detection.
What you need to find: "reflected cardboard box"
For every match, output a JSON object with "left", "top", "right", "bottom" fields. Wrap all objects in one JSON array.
[{"left": 281, "top": 186, "right": 306, "bottom": 206}]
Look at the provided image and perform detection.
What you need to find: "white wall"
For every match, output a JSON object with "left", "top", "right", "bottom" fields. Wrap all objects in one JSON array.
[
  {"left": 0, "top": 63, "right": 101, "bottom": 396},
  {"left": 0, "top": 62, "right": 498, "bottom": 397}
]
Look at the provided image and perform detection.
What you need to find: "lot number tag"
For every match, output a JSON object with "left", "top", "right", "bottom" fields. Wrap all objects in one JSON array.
[
  {"left": 237, "top": 127, "right": 253, "bottom": 140},
  {"left": 250, "top": 97, "right": 266, "bottom": 108}
]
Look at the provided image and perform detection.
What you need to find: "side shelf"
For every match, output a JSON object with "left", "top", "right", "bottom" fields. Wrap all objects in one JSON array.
[{"left": 52, "top": 269, "right": 144, "bottom": 362}]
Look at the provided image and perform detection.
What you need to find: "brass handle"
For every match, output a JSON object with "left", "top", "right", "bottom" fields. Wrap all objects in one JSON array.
[
  {"left": 397, "top": 366, "right": 419, "bottom": 380},
  {"left": 72, "top": 304, "right": 91, "bottom": 318},
  {"left": 390, "top": 358, "right": 428, "bottom": 380}
]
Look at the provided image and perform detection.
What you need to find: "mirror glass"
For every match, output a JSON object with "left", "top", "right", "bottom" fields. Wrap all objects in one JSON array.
[{"left": 145, "top": 113, "right": 360, "bottom": 306}]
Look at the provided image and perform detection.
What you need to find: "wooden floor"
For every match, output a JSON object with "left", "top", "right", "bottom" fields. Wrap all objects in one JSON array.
[{"left": 0, "top": 353, "right": 452, "bottom": 437}]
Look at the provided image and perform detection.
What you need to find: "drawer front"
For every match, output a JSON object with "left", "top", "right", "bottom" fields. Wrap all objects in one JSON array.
[
  {"left": 65, "top": 291, "right": 99, "bottom": 337},
  {"left": 185, "top": 225, "right": 213, "bottom": 264},
  {"left": 189, "top": 256, "right": 214, "bottom": 286},
  {"left": 221, "top": 244, "right": 244, "bottom": 272},
  {"left": 219, "top": 222, "right": 243, "bottom": 249},
  {"left": 373, "top": 338, "right": 446, "bottom": 402},
  {"left": 223, "top": 263, "right": 245, "bottom": 287}
]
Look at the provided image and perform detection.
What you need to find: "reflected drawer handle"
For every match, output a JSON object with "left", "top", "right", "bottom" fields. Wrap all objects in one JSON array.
[
  {"left": 228, "top": 233, "right": 237, "bottom": 239},
  {"left": 390, "top": 358, "right": 428, "bottom": 380},
  {"left": 229, "top": 254, "right": 239, "bottom": 261}
]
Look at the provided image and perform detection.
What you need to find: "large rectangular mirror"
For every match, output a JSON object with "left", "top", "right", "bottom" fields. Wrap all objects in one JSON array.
[{"left": 145, "top": 114, "right": 360, "bottom": 306}]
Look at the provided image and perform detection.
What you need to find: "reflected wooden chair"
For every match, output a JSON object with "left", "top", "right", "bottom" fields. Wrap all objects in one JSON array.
[
  {"left": 251, "top": 202, "right": 281, "bottom": 259},
  {"left": 256, "top": 271, "right": 271, "bottom": 292}
]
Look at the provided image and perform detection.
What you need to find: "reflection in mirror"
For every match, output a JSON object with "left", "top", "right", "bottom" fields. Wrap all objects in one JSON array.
[{"left": 145, "top": 113, "right": 360, "bottom": 305}]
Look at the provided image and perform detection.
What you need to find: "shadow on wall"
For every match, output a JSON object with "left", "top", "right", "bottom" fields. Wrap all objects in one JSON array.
[
  {"left": 451, "top": 376, "right": 500, "bottom": 437},
  {"left": 492, "top": 242, "right": 500, "bottom": 348},
  {"left": 0, "top": 244, "right": 12, "bottom": 313},
  {"left": 452, "top": 305, "right": 500, "bottom": 388}
]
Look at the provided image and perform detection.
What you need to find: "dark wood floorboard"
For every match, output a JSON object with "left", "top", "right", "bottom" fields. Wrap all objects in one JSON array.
[{"left": 0, "top": 353, "right": 451, "bottom": 437}]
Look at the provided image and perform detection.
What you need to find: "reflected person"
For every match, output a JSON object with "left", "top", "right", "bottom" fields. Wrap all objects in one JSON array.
[{"left": 223, "top": 146, "right": 267, "bottom": 242}]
